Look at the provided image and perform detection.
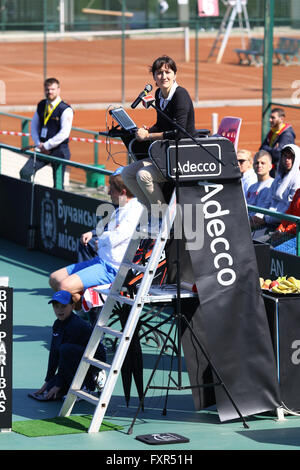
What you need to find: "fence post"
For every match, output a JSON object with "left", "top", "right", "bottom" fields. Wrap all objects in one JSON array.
[
  {"left": 262, "top": 0, "right": 274, "bottom": 142},
  {"left": 195, "top": 19, "right": 199, "bottom": 104},
  {"left": 21, "top": 119, "right": 30, "bottom": 149},
  {"left": 121, "top": 0, "right": 126, "bottom": 105},
  {"left": 54, "top": 164, "right": 63, "bottom": 190},
  {"left": 94, "top": 133, "right": 99, "bottom": 166},
  {"left": 43, "top": 0, "right": 48, "bottom": 82}
]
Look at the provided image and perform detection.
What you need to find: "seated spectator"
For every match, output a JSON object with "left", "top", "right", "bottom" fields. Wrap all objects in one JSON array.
[
  {"left": 49, "top": 169, "right": 144, "bottom": 305},
  {"left": 247, "top": 150, "right": 274, "bottom": 218},
  {"left": 275, "top": 187, "right": 300, "bottom": 235},
  {"left": 237, "top": 149, "right": 257, "bottom": 195},
  {"left": 29, "top": 291, "right": 106, "bottom": 401},
  {"left": 260, "top": 107, "right": 295, "bottom": 176},
  {"left": 251, "top": 144, "right": 300, "bottom": 231}
]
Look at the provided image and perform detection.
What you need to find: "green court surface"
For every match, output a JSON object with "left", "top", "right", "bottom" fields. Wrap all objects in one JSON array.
[{"left": 1, "top": 237, "right": 300, "bottom": 454}]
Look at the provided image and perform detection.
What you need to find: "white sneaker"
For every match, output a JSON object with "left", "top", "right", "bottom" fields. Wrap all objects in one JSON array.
[{"left": 95, "top": 370, "right": 106, "bottom": 391}]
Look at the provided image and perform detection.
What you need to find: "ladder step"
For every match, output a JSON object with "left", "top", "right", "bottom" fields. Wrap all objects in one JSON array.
[
  {"left": 83, "top": 357, "right": 111, "bottom": 371},
  {"left": 71, "top": 389, "right": 99, "bottom": 406},
  {"left": 111, "top": 293, "right": 135, "bottom": 306},
  {"left": 98, "top": 325, "right": 123, "bottom": 338},
  {"left": 122, "top": 262, "right": 147, "bottom": 273}
]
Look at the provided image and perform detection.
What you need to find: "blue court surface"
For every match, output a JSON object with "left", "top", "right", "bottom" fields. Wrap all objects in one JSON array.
[{"left": 1, "top": 237, "right": 300, "bottom": 455}]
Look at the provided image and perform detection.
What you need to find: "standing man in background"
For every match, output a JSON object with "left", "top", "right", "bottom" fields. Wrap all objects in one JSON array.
[
  {"left": 260, "top": 107, "right": 295, "bottom": 176},
  {"left": 20, "top": 77, "right": 73, "bottom": 189}
]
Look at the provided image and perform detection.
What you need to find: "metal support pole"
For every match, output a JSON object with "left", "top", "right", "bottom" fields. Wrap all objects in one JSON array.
[
  {"left": 121, "top": 0, "right": 126, "bottom": 105},
  {"left": 43, "top": 0, "right": 48, "bottom": 82},
  {"left": 59, "top": 0, "right": 65, "bottom": 34},
  {"left": 195, "top": 19, "right": 199, "bottom": 104},
  {"left": 261, "top": 0, "right": 274, "bottom": 142}
]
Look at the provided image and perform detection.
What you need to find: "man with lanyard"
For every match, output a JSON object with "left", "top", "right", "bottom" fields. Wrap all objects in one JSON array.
[
  {"left": 20, "top": 77, "right": 73, "bottom": 189},
  {"left": 260, "top": 107, "right": 295, "bottom": 176}
]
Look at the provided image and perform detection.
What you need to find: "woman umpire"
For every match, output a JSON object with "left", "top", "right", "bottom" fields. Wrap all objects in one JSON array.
[{"left": 122, "top": 55, "right": 197, "bottom": 227}]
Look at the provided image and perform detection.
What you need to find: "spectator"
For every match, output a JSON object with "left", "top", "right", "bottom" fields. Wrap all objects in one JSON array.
[
  {"left": 29, "top": 290, "right": 106, "bottom": 401},
  {"left": 251, "top": 144, "right": 300, "bottom": 231},
  {"left": 237, "top": 149, "right": 257, "bottom": 195},
  {"left": 260, "top": 107, "right": 295, "bottom": 175},
  {"left": 20, "top": 77, "right": 73, "bottom": 189},
  {"left": 271, "top": 188, "right": 300, "bottom": 243},
  {"left": 247, "top": 150, "right": 274, "bottom": 218},
  {"left": 49, "top": 170, "right": 144, "bottom": 305}
]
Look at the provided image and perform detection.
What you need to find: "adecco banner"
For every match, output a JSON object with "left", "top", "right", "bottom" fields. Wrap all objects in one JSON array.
[{"left": 178, "top": 180, "right": 281, "bottom": 422}]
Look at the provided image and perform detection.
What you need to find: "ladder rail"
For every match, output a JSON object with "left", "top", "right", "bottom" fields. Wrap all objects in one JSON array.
[{"left": 59, "top": 190, "right": 178, "bottom": 432}]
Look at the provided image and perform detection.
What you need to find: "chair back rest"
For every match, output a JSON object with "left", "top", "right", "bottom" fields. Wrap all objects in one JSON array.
[
  {"left": 217, "top": 116, "right": 242, "bottom": 151},
  {"left": 250, "top": 38, "right": 264, "bottom": 52}
]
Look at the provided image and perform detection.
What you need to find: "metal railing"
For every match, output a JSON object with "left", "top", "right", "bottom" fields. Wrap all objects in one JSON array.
[
  {"left": 248, "top": 204, "right": 300, "bottom": 256},
  {"left": 0, "top": 142, "right": 112, "bottom": 190},
  {"left": 0, "top": 110, "right": 108, "bottom": 168}
]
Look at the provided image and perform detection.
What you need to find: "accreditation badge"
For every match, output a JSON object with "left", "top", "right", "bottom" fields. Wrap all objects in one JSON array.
[{"left": 41, "top": 127, "right": 48, "bottom": 139}]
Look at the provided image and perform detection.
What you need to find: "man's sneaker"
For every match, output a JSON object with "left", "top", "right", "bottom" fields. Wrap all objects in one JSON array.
[{"left": 95, "top": 370, "right": 107, "bottom": 392}]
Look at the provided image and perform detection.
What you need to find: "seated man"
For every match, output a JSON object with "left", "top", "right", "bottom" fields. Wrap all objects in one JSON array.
[
  {"left": 237, "top": 149, "right": 257, "bottom": 196},
  {"left": 49, "top": 169, "right": 144, "bottom": 304},
  {"left": 247, "top": 150, "right": 274, "bottom": 219},
  {"left": 30, "top": 290, "right": 106, "bottom": 401}
]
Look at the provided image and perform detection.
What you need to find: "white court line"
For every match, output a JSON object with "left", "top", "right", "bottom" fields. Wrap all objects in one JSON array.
[{"left": 0, "top": 65, "right": 42, "bottom": 79}]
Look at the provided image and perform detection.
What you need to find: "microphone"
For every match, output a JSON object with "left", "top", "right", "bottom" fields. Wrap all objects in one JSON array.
[
  {"left": 142, "top": 94, "right": 155, "bottom": 109},
  {"left": 131, "top": 84, "right": 153, "bottom": 109}
]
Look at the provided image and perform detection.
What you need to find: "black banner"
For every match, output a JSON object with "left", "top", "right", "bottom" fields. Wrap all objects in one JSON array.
[
  {"left": 0, "top": 286, "right": 13, "bottom": 430},
  {"left": 34, "top": 186, "right": 108, "bottom": 261},
  {"left": 0, "top": 175, "right": 110, "bottom": 262},
  {"left": 264, "top": 292, "right": 300, "bottom": 411},
  {"left": 178, "top": 180, "right": 281, "bottom": 421},
  {"left": 269, "top": 249, "right": 300, "bottom": 280}
]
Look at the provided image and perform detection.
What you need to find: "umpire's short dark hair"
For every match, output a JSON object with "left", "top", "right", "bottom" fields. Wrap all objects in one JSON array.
[{"left": 150, "top": 56, "right": 177, "bottom": 76}]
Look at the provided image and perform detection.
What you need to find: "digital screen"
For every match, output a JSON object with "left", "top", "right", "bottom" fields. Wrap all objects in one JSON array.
[{"left": 109, "top": 107, "right": 137, "bottom": 131}]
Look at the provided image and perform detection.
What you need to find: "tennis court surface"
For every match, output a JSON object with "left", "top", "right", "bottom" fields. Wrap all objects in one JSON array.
[{"left": 1, "top": 237, "right": 300, "bottom": 453}]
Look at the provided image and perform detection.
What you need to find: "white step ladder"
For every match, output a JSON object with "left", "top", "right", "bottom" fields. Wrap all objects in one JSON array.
[
  {"left": 207, "top": 0, "right": 251, "bottom": 64},
  {"left": 59, "top": 190, "right": 182, "bottom": 433}
]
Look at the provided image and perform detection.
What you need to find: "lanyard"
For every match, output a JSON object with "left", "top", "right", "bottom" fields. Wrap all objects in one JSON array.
[{"left": 43, "top": 99, "right": 61, "bottom": 126}]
